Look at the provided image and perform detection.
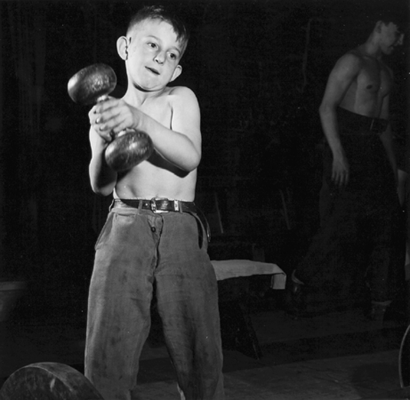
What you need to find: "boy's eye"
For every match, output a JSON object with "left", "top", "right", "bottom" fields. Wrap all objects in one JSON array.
[
  {"left": 148, "top": 42, "right": 157, "bottom": 49},
  {"left": 169, "top": 53, "right": 177, "bottom": 60}
]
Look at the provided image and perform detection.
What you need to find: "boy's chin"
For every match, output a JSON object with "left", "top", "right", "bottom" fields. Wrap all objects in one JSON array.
[
  {"left": 133, "top": 82, "right": 158, "bottom": 92},
  {"left": 136, "top": 85, "right": 164, "bottom": 93},
  {"left": 134, "top": 79, "right": 167, "bottom": 92}
]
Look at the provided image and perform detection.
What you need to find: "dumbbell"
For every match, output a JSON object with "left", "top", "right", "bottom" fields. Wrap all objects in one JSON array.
[{"left": 67, "top": 63, "right": 153, "bottom": 171}]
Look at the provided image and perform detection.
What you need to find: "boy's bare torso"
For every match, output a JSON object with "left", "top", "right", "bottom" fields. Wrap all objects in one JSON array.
[
  {"left": 114, "top": 86, "right": 197, "bottom": 201},
  {"left": 339, "top": 48, "right": 392, "bottom": 119}
]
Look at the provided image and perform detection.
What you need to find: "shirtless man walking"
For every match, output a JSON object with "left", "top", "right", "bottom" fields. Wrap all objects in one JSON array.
[{"left": 289, "top": 18, "right": 404, "bottom": 320}]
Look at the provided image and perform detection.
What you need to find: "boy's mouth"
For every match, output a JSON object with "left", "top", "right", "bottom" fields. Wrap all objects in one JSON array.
[{"left": 146, "top": 67, "right": 160, "bottom": 75}]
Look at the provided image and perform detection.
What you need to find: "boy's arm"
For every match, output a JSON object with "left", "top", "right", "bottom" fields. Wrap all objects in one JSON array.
[
  {"left": 93, "top": 87, "right": 202, "bottom": 172},
  {"left": 142, "top": 87, "right": 202, "bottom": 171},
  {"left": 88, "top": 126, "right": 117, "bottom": 196},
  {"left": 319, "top": 53, "right": 362, "bottom": 186}
]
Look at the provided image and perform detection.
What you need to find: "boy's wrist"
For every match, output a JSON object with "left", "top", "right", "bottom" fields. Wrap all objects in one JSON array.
[
  {"left": 94, "top": 136, "right": 111, "bottom": 153},
  {"left": 133, "top": 112, "right": 153, "bottom": 139},
  {"left": 132, "top": 108, "right": 148, "bottom": 134}
]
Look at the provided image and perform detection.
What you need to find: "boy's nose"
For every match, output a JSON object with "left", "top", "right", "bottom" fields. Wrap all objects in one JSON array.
[{"left": 154, "top": 52, "right": 165, "bottom": 64}]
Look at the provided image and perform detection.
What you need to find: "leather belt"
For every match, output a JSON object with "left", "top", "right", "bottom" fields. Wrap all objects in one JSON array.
[
  {"left": 337, "top": 107, "right": 389, "bottom": 134},
  {"left": 114, "top": 198, "right": 197, "bottom": 214},
  {"left": 113, "top": 198, "right": 211, "bottom": 242}
]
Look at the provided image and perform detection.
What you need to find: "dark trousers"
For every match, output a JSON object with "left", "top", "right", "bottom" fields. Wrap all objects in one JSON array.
[
  {"left": 85, "top": 201, "right": 225, "bottom": 400},
  {"left": 296, "top": 108, "right": 403, "bottom": 302}
]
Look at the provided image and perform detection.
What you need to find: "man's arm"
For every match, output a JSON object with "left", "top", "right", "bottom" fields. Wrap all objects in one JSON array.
[
  {"left": 92, "top": 87, "right": 202, "bottom": 173},
  {"left": 319, "top": 53, "right": 362, "bottom": 186}
]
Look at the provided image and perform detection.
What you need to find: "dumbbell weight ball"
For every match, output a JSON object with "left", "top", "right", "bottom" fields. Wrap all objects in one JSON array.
[
  {"left": 105, "top": 128, "right": 153, "bottom": 172},
  {"left": 67, "top": 63, "right": 153, "bottom": 171},
  {"left": 67, "top": 63, "right": 117, "bottom": 105}
]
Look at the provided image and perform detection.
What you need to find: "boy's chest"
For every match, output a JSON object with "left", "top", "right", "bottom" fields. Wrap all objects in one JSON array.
[{"left": 140, "top": 98, "right": 172, "bottom": 129}]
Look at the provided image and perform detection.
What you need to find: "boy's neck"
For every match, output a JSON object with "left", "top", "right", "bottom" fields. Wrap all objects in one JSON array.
[{"left": 124, "top": 85, "right": 166, "bottom": 106}]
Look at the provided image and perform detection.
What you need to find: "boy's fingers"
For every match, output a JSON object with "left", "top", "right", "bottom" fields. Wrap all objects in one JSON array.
[{"left": 95, "top": 98, "right": 116, "bottom": 113}]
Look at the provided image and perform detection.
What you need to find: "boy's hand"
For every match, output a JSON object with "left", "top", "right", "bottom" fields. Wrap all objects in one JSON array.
[
  {"left": 88, "top": 103, "right": 114, "bottom": 143},
  {"left": 89, "top": 97, "right": 141, "bottom": 140}
]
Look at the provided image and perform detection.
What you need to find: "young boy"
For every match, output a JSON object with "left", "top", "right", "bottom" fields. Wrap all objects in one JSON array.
[{"left": 85, "top": 6, "right": 225, "bottom": 400}]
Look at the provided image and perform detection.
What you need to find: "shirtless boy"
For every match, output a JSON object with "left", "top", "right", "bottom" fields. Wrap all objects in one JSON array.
[
  {"left": 290, "top": 18, "right": 405, "bottom": 320},
  {"left": 84, "top": 6, "right": 225, "bottom": 400}
]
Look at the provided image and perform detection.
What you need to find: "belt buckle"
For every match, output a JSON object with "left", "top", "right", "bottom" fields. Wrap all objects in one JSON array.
[{"left": 150, "top": 197, "right": 170, "bottom": 213}]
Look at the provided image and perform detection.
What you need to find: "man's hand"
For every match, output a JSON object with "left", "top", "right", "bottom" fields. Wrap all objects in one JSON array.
[{"left": 332, "top": 153, "right": 349, "bottom": 187}]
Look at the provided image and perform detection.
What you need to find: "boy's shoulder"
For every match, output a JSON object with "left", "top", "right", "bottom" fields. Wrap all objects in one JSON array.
[
  {"left": 165, "top": 85, "right": 196, "bottom": 97},
  {"left": 163, "top": 85, "right": 199, "bottom": 105}
]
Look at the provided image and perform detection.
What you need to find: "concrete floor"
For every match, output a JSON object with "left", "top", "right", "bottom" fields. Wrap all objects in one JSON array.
[{"left": 1, "top": 293, "right": 409, "bottom": 399}]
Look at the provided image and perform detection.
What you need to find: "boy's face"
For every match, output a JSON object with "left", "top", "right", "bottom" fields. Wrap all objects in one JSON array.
[{"left": 121, "top": 19, "right": 184, "bottom": 92}]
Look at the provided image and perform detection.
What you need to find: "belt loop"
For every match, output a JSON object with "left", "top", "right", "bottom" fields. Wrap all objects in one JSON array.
[
  {"left": 370, "top": 119, "right": 374, "bottom": 131},
  {"left": 150, "top": 198, "right": 158, "bottom": 213},
  {"left": 108, "top": 199, "right": 116, "bottom": 212},
  {"left": 138, "top": 200, "right": 143, "bottom": 211}
]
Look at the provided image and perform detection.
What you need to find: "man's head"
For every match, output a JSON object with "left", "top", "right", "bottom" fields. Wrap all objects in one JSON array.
[
  {"left": 369, "top": 14, "right": 405, "bottom": 55},
  {"left": 117, "top": 5, "right": 190, "bottom": 92}
]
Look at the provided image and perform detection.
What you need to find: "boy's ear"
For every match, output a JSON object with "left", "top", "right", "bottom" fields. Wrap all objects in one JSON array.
[
  {"left": 170, "top": 65, "right": 182, "bottom": 82},
  {"left": 117, "top": 36, "right": 128, "bottom": 60}
]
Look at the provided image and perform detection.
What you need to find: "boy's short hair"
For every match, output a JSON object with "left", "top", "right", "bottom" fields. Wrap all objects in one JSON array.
[{"left": 127, "top": 5, "right": 190, "bottom": 55}]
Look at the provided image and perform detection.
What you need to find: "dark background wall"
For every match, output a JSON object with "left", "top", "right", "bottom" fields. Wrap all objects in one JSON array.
[{"left": 0, "top": 0, "right": 408, "bottom": 321}]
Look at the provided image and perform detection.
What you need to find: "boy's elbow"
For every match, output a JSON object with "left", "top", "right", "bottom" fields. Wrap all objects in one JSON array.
[
  {"left": 90, "top": 180, "right": 113, "bottom": 196},
  {"left": 176, "top": 145, "right": 201, "bottom": 172},
  {"left": 186, "top": 151, "right": 201, "bottom": 172},
  {"left": 89, "top": 167, "right": 115, "bottom": 196},
  {"left": 180, "top": 161, "right": 199, "bottom": 173}
]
